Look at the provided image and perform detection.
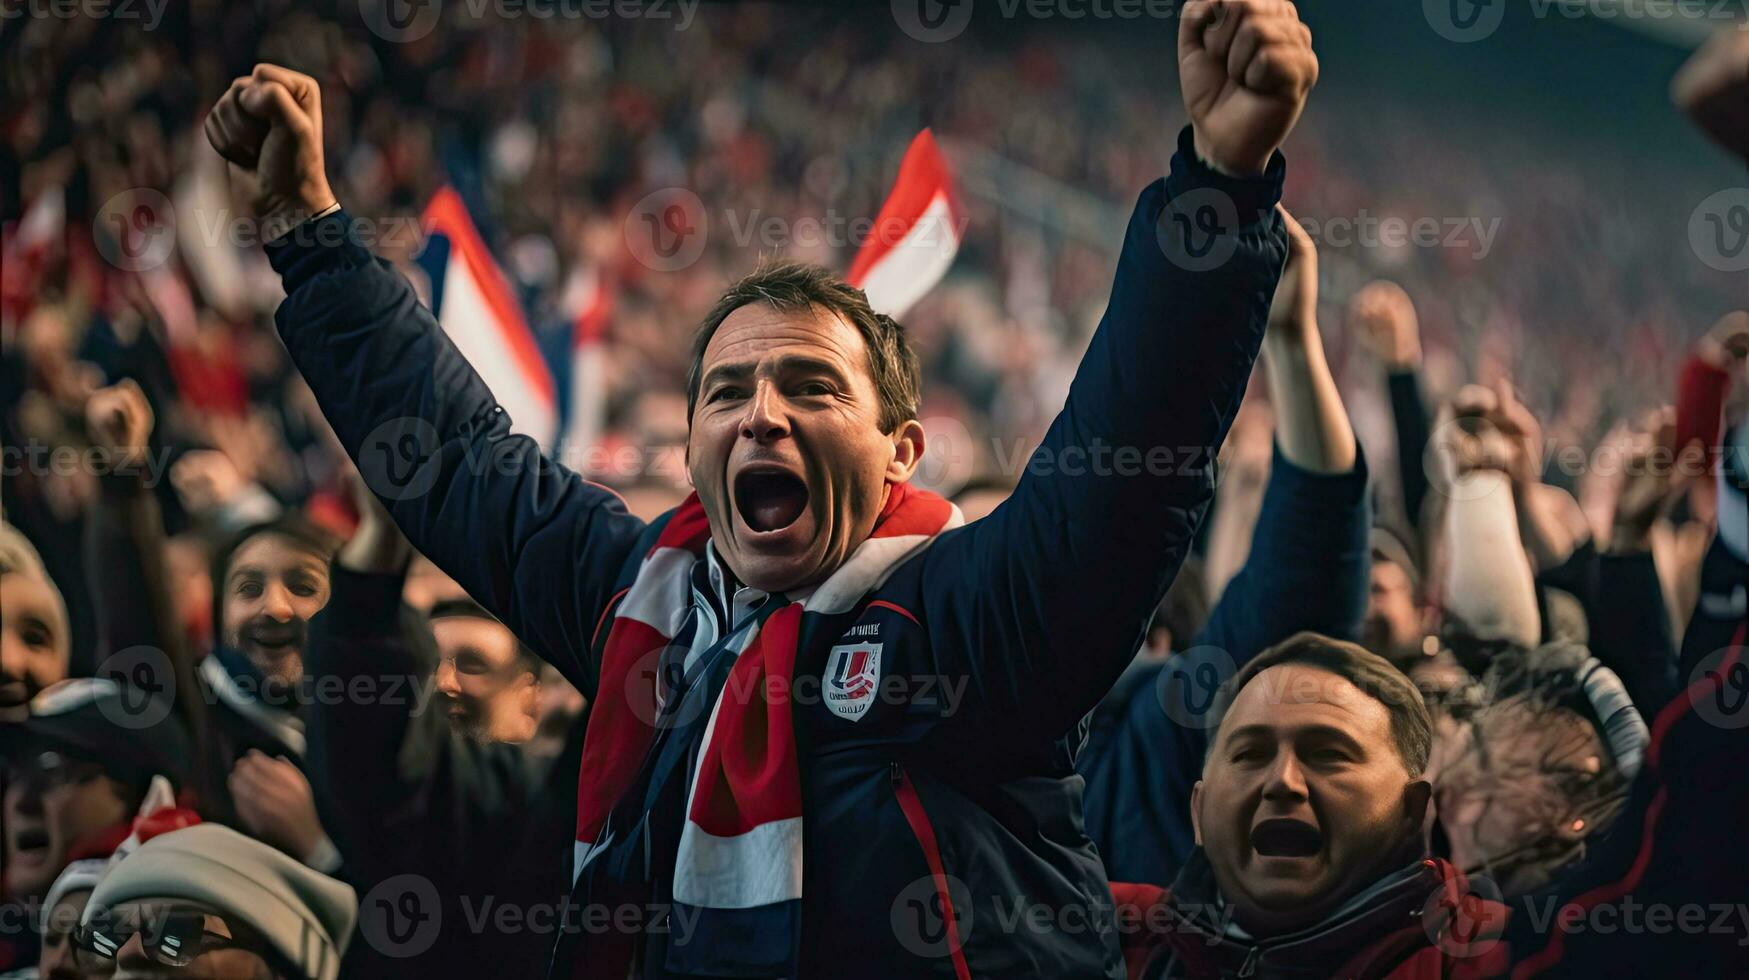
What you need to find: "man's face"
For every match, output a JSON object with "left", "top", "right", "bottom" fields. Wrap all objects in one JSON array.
[
  {"left": 1363, "top": 561, "right": 1422, "bottom": 663},
  {"left": 2, "top": 754, "right": 132, "bottom": 902},
  {"left": 0, "top": 572, "right": 70, "bottom": 710},
  {"left": 432, "top": 616, "right": 539, "bottom": 744},
  {"left": 1192, "top": 664, "right": 1429, "bottom": 936},
  {"left": 1434, "top": 699, "right": 1606, "bottom": 895},
  {"left": 220, "top": 534, "right": 331, "bottom": 688},
  {"left": 688, "top": 304, "right": 922, "bottom": 592}
]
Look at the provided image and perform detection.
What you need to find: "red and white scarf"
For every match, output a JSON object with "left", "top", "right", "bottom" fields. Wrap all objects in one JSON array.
[{"left": 573, "top": 483, "right": 960, "bottom": 977}]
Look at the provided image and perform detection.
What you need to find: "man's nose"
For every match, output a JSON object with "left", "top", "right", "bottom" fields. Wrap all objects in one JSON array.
[
  {"left": 263, "top": 582, "right": 296, "bottom": 621},
  {"left": 1260, "top": 749, "right": 1310, "bottom": 802},
  {"left": 738, "top": 383, "right": 790, "bottom": 443},
  {"left": 435, "top": 660, "right": 460, "bottom": 698},
  {"left": 113, "top": 930, "right": 153, "bottom": 969}
]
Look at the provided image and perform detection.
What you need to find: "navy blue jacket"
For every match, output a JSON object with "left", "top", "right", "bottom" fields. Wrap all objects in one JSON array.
[
  {"left": 1080, "top": 445, "right": 1373, "bottom": 887},
  {"left": 266, "top": 129, "right": 1288, "bottom": 979}
]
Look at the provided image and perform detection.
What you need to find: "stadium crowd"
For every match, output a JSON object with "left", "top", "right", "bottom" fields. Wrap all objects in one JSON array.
[{"left": 3, "top": 1, "right": 1748, "bottom": 978}]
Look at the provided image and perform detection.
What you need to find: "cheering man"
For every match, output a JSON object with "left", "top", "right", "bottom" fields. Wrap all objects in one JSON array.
[{"left": 205, "top": 2, "right": 1318, "bottom": 976}]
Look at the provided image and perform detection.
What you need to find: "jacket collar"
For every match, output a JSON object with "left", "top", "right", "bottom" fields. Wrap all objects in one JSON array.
[
  {"left": 202, "top": 650, "right": 305, "bottom": 756},
  {"left": 1151, "top": 848, "right": 1451, "bottom": 979}
]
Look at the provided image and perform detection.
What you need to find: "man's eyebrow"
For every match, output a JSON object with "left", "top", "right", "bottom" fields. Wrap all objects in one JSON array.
[
  {"left": 771, "top": 354, "right": 852, "bottom": 384},
  {"left": 1218, "top": 722, "right": 1370, "bottom": 752},
  {"left": 699, "top": 361, "right": 755, "bottom": 391}
]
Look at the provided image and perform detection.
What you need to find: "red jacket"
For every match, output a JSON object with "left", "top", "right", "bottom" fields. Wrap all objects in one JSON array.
[{"left": 1112, "top": 853, "right": 1511, "bottom": 980}]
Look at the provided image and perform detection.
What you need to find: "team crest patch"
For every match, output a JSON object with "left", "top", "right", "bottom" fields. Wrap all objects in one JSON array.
[{"left": 824, "top": 643, "right": 882, "bottom": 721}]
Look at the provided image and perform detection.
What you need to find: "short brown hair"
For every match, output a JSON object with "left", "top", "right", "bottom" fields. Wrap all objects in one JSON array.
[
  {"left": 1206, "top": 631, "right": 1433, "bottom": 778},
  {"left": 686, "top": 262, "right": 921, "bottom": 433}
]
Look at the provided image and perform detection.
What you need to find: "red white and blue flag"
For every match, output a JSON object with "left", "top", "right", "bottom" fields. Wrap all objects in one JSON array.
[
  {"left": 847, "top": 128, "right": 966, "bottom": 319},
  {"left": 419, "top": 187, "right": 559, "bottom": 448}
]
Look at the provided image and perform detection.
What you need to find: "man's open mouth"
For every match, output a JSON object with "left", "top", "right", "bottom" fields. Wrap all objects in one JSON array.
[
  {"left": 734, "top": 467, "right": 810, "bottom": 534},
  {"left": 244, "top": 624, "right": 303, "bottom": 658},
  {"left": 1250, "top": 817, "right": 1323, "bottom": 858},
  {"left": 12, "top": 826, "right": 50, "bottom": 863}
]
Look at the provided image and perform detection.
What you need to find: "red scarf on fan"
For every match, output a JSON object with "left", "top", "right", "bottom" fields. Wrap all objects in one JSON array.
[{"left": 573, "top": 483, "right": 959, "bottom": 977}]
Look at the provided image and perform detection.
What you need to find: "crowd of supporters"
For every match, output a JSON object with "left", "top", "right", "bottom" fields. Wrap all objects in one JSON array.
[{"left": 3, "top": 2, "right": 1747, "bottom": 979}]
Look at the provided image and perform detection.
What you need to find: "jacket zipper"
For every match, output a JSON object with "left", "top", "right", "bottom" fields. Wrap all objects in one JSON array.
[{"left": 891, "top": 762, "right": 973, "bottom": 980}]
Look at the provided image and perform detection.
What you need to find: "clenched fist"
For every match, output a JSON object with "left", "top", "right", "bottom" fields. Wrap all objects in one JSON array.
[
  {"left": 1348, "top": 280, "right": 1422, "bottom": 368},
  {"left": 85, "top": 378, "right": 154, "bottom": 473},
  {"left": 204, "top": 64, "right": 336, "bottom": 241},
  {"left": 1179, "top": 0, "right": 1319, "bottom": 176}
]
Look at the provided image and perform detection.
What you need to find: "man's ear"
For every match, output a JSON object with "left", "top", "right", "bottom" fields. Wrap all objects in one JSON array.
[
  {"left": 1403, "top": 778, "right": 1433, "bottom": 831},
  {"left": 886, "top": 419, "right": 926, "bottom": 484},
  {"left": 1190, "top": 780, "right": 1205, "bottom": 846}
]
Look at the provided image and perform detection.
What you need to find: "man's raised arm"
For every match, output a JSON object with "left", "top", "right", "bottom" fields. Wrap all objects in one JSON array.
[
  {"left": 206, "top": 65, "right": 645, "bottom": 694},
  {"left": 920, "top": 0, "right": 1318, "bottom": 741}
]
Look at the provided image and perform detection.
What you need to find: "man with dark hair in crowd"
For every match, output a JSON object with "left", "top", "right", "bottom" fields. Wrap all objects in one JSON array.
[
  {"left": 1082, "top": 208, "right": 1374, "bottom": 887},
  {"left": 205, "top": 2, "right": 1320, "bottom": 974},
  {"left": 428, "top": 597, "right": 546, "bottom": 745},
  {"left": 301, "top": 484, "right": 586, "bottom": 978},
  {"left": 72, "top": 380, "right": 345, "bottom": 876},
  {"left": 1111, "top": 632, "right": 1505, "bottom": 979}
]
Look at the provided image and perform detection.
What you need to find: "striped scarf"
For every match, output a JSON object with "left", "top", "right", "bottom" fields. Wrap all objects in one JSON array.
[{"left": 572, "top": 483, "right": 959, "bottom": 977}]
